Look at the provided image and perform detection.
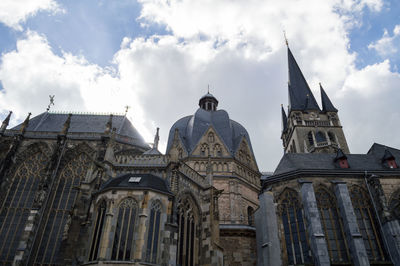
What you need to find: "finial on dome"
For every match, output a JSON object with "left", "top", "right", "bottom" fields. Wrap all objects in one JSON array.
[{"left": 199, "top": 90, "right": 218, "bottom": 112}]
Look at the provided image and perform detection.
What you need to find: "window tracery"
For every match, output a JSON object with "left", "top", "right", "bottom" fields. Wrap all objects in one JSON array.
[
  {"left": 315, "top": 187, "right": 349, "bottom": 263},
  {"left": 177, "top": 196, "right": 199, "bottom": 266},
  {"left": 145, "top": 201, "right": 162, "bottom": 263},
  {"left": 111, "top": 198, "right": 138, "bottom": 261},
  {"left": 328, "top": 132, "right": 336, "bottom": 143},
  {"left": 278, "top": 189, "right": 311, "bottom": 265},
  {"left": 89, "top": 200, "right": 107, "bottom": 261},
  {"left": 349, "top": 186, "right": 387, "bottom": 262},
  {"left": 0, "top": 151, "right": 47, "bottom": 264},
  {"left": 32, "top": 152, "right": 90, "bottom": 265},
  {"left": 315, "top": 131, "right": 326, "bottom": 143}
]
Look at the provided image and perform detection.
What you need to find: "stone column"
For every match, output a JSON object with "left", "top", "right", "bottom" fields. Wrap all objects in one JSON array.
[
  {"left": 255, "top": 189, "right": 282, "bottom": 266},
  {"left": 99, "top": 200, "right": 114, "bottom": 260},
  {"left": 333, "top": 181, "right": 369, "bottom": 266},
  {"left": 299, "top": 180, "right": 330, "bottom": 266}
]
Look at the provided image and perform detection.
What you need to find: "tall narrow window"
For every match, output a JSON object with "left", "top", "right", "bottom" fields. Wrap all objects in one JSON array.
[
  {"left": 31, "top": 152, "right": 89, "bottom": 265},
  {"left": 350, "top": 186, "right": 387, "bottom": 262},
  {"left": 145, "top": 201, "right": 162, "bottom": 263},
  {"left": 278, "top": 189, "right": 311, "bottom": 265},
  {"left": 0, "top": 151, "right": 47, "bottom": 264},
  {"left": 89, "top": 200, "right": 107, "bottom": 261},
  {"left": 307, "top": 132, "right": 314, "bottom": 146},
  {"left": 111, "top": 198, "right": 138, "bottom": 261},
  {"left": 389, "top": 190, "right": 400, "bottom": 220},
  {"left": 247, "top": 206, "right": 254, "bottom": 226},
  {"left": 315, "top": 187, "right": 350, "bottom": 263},
  {"left": 177, "top": 197, "right": 198, "bottom": 266}
]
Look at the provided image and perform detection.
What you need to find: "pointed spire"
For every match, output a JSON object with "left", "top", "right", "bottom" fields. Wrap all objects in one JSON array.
[
  {"left": 20, "top": 113, "right": 31, "bottom": 135},
  {"left": 320, "top": 83, "right": 337, "bottom": 112},
  {"left": 287, "top": 47, "right": 320, "bottom": 111},
  {"left": 60, "top": 114, "right": 72, "bottom": 135},
  {"left": 281, "top": 104, "right": 288, "bottom": 132},
  {"left": 153, "top": 127, "right": 160, "bottom": 149},
  {"left": 0, "top": 111, "right": 12, "bottom": 135}
]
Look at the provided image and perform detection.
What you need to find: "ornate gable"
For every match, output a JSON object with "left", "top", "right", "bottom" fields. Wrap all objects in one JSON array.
[
  {"left": 235, "top": 137, "right": 258, "bottom": 171},
  {"left": 191, "top": 126, "right": 230, "bottom": 157}
]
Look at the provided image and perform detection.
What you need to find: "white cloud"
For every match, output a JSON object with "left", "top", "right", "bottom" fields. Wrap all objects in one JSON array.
[
  {"left": 368, "top": 25, "right": 400, "bottom": 57},
  {"left": 0, "top": 31, "right": 153, "bottom": 141},
  {"left": 0, "top": 0, "right": 63, "bottom": 30}
]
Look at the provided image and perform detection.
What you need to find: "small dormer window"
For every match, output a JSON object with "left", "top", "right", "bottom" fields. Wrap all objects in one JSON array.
[
  {"left": 128, "top": 177, "right": 141, "bottom": 183},
  {"left": 387, "top": 159, "right": 397, "bottom": 169},
  {"left": 339, "top": 159, "right": 349, "bottom": 169}
]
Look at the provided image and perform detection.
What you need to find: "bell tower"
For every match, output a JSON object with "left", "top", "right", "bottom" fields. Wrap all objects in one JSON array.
[{"left": 281, "top": 47, "right": 350, "bottom": 154}]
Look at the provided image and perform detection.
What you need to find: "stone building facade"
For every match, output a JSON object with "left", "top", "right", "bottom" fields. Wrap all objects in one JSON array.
[
  {"left": 0, "top": 91, "right": 258, "bottom": 265},
  {"left": 255, "top": 47, "right": 400, "bottom": 266}
]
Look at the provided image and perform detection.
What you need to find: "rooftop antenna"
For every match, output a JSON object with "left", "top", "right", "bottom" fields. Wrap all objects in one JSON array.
[
  {"left": 47, "top": 95, "right": 55, "bottom": 112},
  {"left": 283, "top": 30, "right": 289, "bottom": 47},
  {"left": 124, "top": 105, "right": 131, "bottom": 116}
]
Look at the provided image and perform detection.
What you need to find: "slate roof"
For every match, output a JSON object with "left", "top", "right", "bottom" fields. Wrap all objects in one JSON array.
[
  {"left": 287, "top": 48, "right": 320, "bottom": 111},
  {"left": 271, "top": 143, "right": 400, "bottom": 177},
  {"left": 320, "top": 84, "right": 338, "bottom": 112},
  {"left": 10, "top": 112, "right": 149, "bottom": 149},
  {"left": 281, "top": 105, "right": 288, "bottom": 133},
  {"left": 100, "top": 173, "right": 171, "bottom": 195},
  {"left": 166, "top": 108, "right": 255, "bottom": 157}
]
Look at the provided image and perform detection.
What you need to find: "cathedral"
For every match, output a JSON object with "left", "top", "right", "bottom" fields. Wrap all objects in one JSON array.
[{"left": 0, "top": 46, "right": 399, "bottom": 266}]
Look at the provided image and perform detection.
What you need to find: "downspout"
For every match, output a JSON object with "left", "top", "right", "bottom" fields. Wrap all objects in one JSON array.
[{"left": 364, "top": 170, "right": 394, "bottom": 263}]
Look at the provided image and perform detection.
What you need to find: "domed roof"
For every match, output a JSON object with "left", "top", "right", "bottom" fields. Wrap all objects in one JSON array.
[
  {"left": 166, "top": 107, "right": 254, "bottom": 156},
  {"left": 100, "top": 173, "right": 171, "bottom": 195}
]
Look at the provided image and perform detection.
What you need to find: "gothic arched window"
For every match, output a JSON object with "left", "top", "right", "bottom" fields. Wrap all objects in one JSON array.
[
  {"left": 0, "top": 151, "right": 47, "bottom": 264},
  {"left": 31, "top": 152, "right": 89, "bottom": 265},
  {"left": 307, "top": 132, "right": 314, "bottom": 146},
  {"left": 177, "top": 196, "right": 199, "bottom": 266},
  {"left": 89, "top": 200, "right": 107, "bottom": 261},
  {"left": 111, "top": 198, "right": 138, "bottom": 261},
  {"left": 315, "top": 187, "right": 350, "bottom": 263},
  {"left": 278, "top": 189, "right": 311, "bottom": 265},
  {"left": 315, "top": 131, "right": 326, "bottom": 143},
  {"left": 145, "top": 201, "right": 162, "bottom": 264},
  {"left": 350, "top": 186, "right": 387, "bottom": 262}
]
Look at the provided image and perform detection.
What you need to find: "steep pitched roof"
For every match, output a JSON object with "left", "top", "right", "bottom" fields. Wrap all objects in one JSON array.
[
  {"left": 271, "top": 143, "right": 400, "bottom": 177},
  {"left": 287, "top": 48, "right": 320, "bottom": 111},
  {"left": 281, "top": 105, "right": 288, "bottom": 132},
  {"left": 10, "top": 112, "right": 149, "bottom": 149},
  {"left": 320, "top": 84, "right": 338, "bottom": 112}
]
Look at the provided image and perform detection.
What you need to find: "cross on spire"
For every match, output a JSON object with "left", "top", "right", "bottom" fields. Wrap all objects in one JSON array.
[
  {"left": 47, "top": 95, "right": 55, "bottom": 111},
  {"left": 124, "top": 105, "right": 131, "bottom": 115}
]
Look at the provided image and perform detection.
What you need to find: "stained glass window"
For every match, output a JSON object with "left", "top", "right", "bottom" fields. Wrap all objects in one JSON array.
[
  {"left": 111, "top": 198, "right": 137, "bottom": 261},
  {"left": 145, "top": 201, "right": 162, "bottom": 263},
  {"left": 0, "top": 151, "right": 47, "bottom": 264},
  {"left": 89, "top": 200, "right": 107, "bottom": 261},
  {"left": 315, "top": 187, "right": 350, "bottom": 263},
  {"left": 278, "top": 189, "right": 311, "bottom": 265},
  {"left": 350, "top": 186, "right": 387, "bottom": 262},
  {"left": 31, "top": 152, "right": 89, "bottom": 265},
  {"left": 177, "top": 197, "right": 198, "bottom": 266}
]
